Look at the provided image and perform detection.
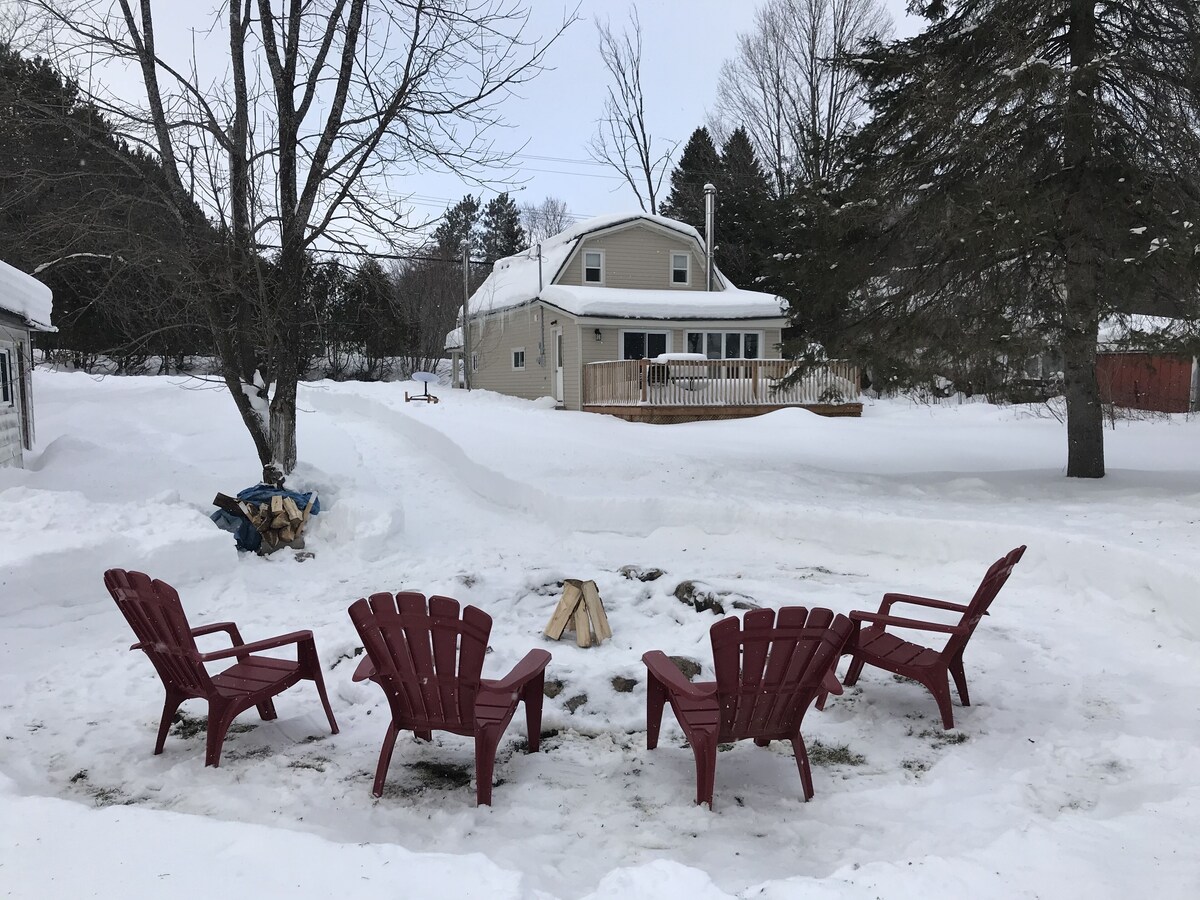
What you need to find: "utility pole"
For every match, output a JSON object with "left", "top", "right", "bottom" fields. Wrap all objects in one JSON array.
[{"left": 461, "top": 240, "right": 472, "bottom": 390}]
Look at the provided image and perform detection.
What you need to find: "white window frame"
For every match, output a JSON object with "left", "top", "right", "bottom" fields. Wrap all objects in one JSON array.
[
  {"left": 512, "top": 347, "right": 526, "bottom": 370},
  {"left": 669, "top": 251, "right": 690, "bottom": 287},
  {"left": 582, "top": 248, "right": 605, "bottom": 285},
  {"left": 618, "top": 329, "right": 672, "bottom": 361},
  {"left": 0, "top": 348, "right": 11, "bottom": 405},
  {"left": 685, "top": 330, "right": 765, "bottom": 359}
]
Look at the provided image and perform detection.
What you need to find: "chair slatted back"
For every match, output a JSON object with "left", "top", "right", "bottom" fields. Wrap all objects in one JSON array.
[
  {"left": 710, "top": 607, "right": 854, "bottom": 742},
  {"left": 942, "top": 545, "right": 1026, "bottom": 660},
  {"left": 349, "top": 592, "right": 491, "bottom": 733},
  {"left": 104, "top": 568, "right": 214, "bottom": 696}
]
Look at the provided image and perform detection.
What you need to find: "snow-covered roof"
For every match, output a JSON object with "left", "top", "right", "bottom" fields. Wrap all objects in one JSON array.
[
  {"left": 460, "top": 212, "right": 786, "bottom": 323},
  {"left": 1097, "top": 315, "right": 1189, "bottom": 347},
  {"left": 445, "top": 326, "right": 463, "bottom": 352},
  {"left": 0, "top": 258, "right": 54, "bottom": 331}
]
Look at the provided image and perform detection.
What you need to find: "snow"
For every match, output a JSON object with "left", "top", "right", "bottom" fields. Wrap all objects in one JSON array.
[
  {"left": 3, "top": 371, "right": 1200, "bottom": 898},
  {"left": 1097, "top": 314, "right": 1188, "bottom": 346},
  {"left": 0, "top": 257, "right": 54, "bottom": 331},
  {"left": 459, "top": 212, "right": 785, "bottom": 323}
]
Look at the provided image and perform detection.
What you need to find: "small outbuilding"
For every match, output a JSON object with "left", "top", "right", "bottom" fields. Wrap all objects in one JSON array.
[
  {"left": 0, "top": 259, "right": 54, "bottom": 467},
  {"left": 1096, "top": 316, "right": 1198, "bottom": 414}
]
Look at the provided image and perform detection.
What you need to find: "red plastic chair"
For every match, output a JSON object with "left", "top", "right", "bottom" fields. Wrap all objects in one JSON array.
[
  {"left": 643, "top": 606, "right": 854, "bottom": 809},
  {"left": 104, "top": 569, "right": 338, "bottom": 766},
  {"left": 841, "top": 546, "right": 1026, "bottom": 729},
  {"left": 349, "top": 592, "right": 551, "bottom": 806}
]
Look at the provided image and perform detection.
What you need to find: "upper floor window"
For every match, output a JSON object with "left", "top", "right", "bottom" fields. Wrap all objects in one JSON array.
[
  {"left": 583, "top": 249, "right": 604, "bottom": 284},
  {"left": 670, "top": 252, "right": 690, "bottom": 286}
]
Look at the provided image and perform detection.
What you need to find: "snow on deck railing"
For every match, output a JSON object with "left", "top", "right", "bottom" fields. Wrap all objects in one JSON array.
[{"left": 583, "top": 359, "right": 860, "bottom": 408}]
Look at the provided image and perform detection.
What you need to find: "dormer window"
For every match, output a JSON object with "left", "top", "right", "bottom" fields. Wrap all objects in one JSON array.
[
  {"left": 583, "top": 249, "right": 604, "bottom": 284},
  {"left": 670, "top": 252, "right": 690, "bottom": 286}
]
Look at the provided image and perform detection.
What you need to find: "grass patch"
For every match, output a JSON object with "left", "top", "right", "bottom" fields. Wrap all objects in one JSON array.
[
  {"left": 806, "top": 740, "right": 866, "bottom": 767},
  {"left": 919, "top": 728, "right": 969, "bottom": 749},
  {"left": 170, "top": 712, "right": 255, "bottom": 740},
  {"left": 408, "top": 760, "right": 472, "bottom": 790}
]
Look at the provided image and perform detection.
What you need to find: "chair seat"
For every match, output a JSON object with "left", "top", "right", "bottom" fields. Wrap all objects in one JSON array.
[
  {"left": 855, "top": 625, "right": 942, "bottom": 669},
  {"left": 212, "top": 656, "right": 300, "bottom": 698}
]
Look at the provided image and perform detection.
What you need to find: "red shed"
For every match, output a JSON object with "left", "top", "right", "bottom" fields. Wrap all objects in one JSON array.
[{"left": 1095, "top": 352, "right": 1197, "bottom": 414}]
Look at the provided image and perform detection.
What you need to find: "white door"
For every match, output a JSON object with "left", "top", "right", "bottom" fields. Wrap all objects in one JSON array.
[{"left": 553, "top": 328, "right": 564, "bottom": 404}]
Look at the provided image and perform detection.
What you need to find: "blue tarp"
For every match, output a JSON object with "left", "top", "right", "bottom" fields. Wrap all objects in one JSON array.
[{"left": 210, "top": 485, "right": 320, "bottom": 552}]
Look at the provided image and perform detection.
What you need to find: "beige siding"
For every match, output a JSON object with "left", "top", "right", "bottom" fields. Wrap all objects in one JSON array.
[
  {"left": 555, "top": 223, "right": 712, "bottom": 291},
  {"left": 466, "top": 303, "right": 553, "bottom": 401}
]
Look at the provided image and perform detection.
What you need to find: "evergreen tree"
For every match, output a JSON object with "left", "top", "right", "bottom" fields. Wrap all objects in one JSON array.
[
  {"left": 817, "top": 0, "right": 1200, "bottom": 477},
  {"left": 480, "top": 192, "right": 527, "bottom": 263},
  {"left": 659, "top": 127, "right": 722, "bottom": 231},
  {"left": 433, "top": 194, "right": 482, "bottom": 258},
  {"left": 715, "top": 127, "right": 777, "bottom": 287}
]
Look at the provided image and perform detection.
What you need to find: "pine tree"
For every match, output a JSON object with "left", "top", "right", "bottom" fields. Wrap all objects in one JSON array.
[
  {"left": 659, "top": 127, "right": 722, "bottom": 231},
  {"left": 480, "top": 192, "right": 528, "bottom": 263},
  {"left": 433, "top": 194, "right": 482, "bottom": 258},
  {"left": 715, "top": 128, "right": 777, "bottom": 288},
  {"left": 827, "top": 0, "right": 1200, "bottom": 477}
]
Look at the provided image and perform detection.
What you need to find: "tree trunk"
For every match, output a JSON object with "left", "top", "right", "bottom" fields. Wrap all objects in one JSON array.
[
  {"left": 267, "top": 371, "right": 298, "bottom": 482},
  {"left": 1062, "top": 0, "right": 1104, "bottom": 478}
]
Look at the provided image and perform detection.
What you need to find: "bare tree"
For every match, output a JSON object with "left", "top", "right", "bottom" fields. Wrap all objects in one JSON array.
[
  {"left": 713, "top": 0, "right": 890, "bottom": 195},
  {"left": 519, "top": 196, "right": 573, "bottom": 243},
  {"left": 587, "top": 10, "right": 674, "bottom": 214},
  {"left": 24, "top": 0, "right": 570, "bottom": 483}
]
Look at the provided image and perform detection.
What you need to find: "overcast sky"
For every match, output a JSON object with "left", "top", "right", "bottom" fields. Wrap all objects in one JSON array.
[{"left": 421, "top": 0, "right": 922, "bottom": 228}]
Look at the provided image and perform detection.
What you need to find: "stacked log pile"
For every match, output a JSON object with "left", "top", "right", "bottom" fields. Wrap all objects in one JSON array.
[{"left": 213, "top": 491, "right": 317, "bottom": 555}]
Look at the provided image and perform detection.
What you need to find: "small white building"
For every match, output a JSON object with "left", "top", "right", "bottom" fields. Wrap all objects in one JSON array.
[{"left": 0, "top": 259, "right": 54, "bottom": 467}]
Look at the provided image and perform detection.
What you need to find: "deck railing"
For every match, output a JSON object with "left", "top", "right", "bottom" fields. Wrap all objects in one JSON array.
[{"left": 583, "top": 359, "right": 860, "bottom": 407}]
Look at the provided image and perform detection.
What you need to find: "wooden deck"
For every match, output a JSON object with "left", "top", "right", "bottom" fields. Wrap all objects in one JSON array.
[{"left": 582, "top": 359, "right": 862, "bottom": 423}]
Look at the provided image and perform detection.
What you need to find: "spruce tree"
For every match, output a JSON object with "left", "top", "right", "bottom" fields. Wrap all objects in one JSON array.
[
  {"left": 433, "top": 194, "right": 482, "bottom": 258},
  {"left": 716, "top": 128, "right": 777, "bottom": 288},
  {"left": 828, "top": 0, "right": 1200, "bottom": 477},
  {"left": 659, "top": 127, "right": 722, "bottom": 231},
  {"left": 481, "top": 192, "right": 528, "bottom": 263}
]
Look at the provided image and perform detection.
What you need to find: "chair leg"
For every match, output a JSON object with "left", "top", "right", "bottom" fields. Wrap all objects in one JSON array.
[
  {"left": 791, "top": 734, "right": 814, "bottom": 801},
  {"left": 372, "top": 720, "right": 401, "bottom": 797},
  {"left": 948, "top": 657, "right": 970, "bottom": 707},
  {"left": 256, "top": 699, "right": 278, "bottom": 721},
  {"left": 474, "top": 727, "right": 501, "bottom": 806},
  {"left": 524, "top": 674, "right": 545, "bottom": 753},
  {"left": 646, "top": 672, "right": 667, "bottom": 751},
  {"left": 924, "top": 670, "right": 956, "bottom": 730},
  {"left": 154, "top": 690, "right": 187, "bottom": 755},
  {"left": 843, "top": 655, "right": 866, "bottom": 687},
  {"left": 414, "top": 730, "right": 433, "bottom": 742},
  {"left": 205, "top": 702, "right": 239, "bottom": 768},
  {"left": 815, "top": 689, "right": 829, "bottom": 712},
  {"left": 310, "top": 667, "right": 339, "bottom": 735},
  {"left": 689, "top": 729, "right": 718, "bottom": 808}
]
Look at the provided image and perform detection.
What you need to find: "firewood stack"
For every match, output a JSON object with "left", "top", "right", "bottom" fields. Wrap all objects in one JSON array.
[{"left": 245, "top": 494, "right": 316, "bottom": 553}]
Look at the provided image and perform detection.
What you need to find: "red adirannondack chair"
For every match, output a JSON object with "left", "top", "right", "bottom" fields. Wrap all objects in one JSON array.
[
  {"left": 839, "top": 545, "right": 1027, "bottom": 729},
  {"left": 104, "top": 569, "right": 338, "bottom": 766},
  {"left": 643, "top": 606, "right": 854, "bottom": 809},
  {"left": 349, "top": 591, "right": 551, "bottom": 806}
]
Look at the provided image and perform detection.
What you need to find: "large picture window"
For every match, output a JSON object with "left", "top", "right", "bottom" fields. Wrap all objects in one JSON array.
[
  {"left": 621, "top": 330, "right": 669, "bottom": 360},
  {"left": 686, "top": 331, "right": 762, "bottom": 359}
]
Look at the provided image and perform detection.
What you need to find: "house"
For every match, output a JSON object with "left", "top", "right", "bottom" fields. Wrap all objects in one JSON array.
[
  {"left": 1096, "top": 316, "right": 1199, "bottom": 414},
  {"left": 0, "top": 259, "right": 54, "bottom": 467},
  {"left": 446, "top": 213, "right": 860, "bottom": 422}
]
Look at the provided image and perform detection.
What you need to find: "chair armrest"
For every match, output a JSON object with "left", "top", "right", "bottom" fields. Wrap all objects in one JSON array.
[
  {"left": 484, "top": 649, "right": 552, "bottom": 694},
  {"left": 880, "top": 593, "right": 971, "bottom": 615},
  {"left": 850, "top": 611, "right": 966, "bottom": 635},
  {"left": 642, "top": 651, "right": 716, "bottom": 702},
  {"left": 352, "top": 655, "right": 377, "bottom": 683},
  {"left": 821, "top": 668, "right": 844, "bottom": 696},
  {"left": 200, "top": 630, "right": 313, "bottom": 662}
]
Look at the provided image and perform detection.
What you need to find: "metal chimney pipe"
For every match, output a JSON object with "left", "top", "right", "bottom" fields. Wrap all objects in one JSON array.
[{"left": 704, "top": 182, "right": 716, "bottom": 291}]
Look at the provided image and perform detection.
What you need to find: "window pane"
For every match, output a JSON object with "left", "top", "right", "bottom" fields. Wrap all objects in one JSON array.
[
  {"left": 671, "top": 253, "right": 688, "bottom": 283},
  {"left": 584, "top": 251, "right": 602, "bottom": 283},
  {"left": 706, "top": 333, "right": 721, "bottom": 359},
  {"left": 585, "top": 251, "right": 601, "bottom": 266},
  {"left": 725, "top": 333, "right": 741, "bottom": 358},
  {"left": 686, "top": 333, "right": 701, "bottom": 354},
  {"left": 647, "top": 333, "right": 667, "bottom": 358},
  {"left": 744, "top": 333, "right": 759, "bottom": 358},
  {"left": 623, "top": 332, "right": 646, "bottom": 360}
]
